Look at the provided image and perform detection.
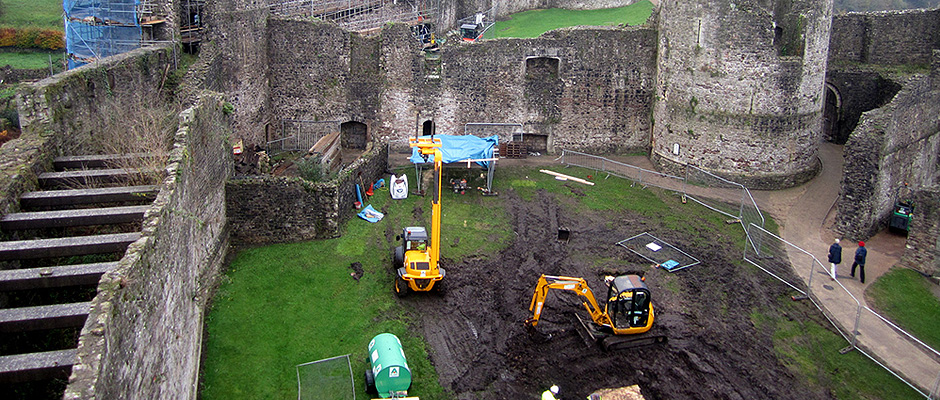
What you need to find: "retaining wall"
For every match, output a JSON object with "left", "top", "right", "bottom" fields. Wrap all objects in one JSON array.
[
  {"left": 65, "top": 93, "right": 233, "bottom": 399},
  {"left": 836, "top": 60, "right": 940, "bottom": 239},
  {"left": 899, "top": 186, "right": 940, "bottom": 276},
  {"left": 226, "top": 143, "right": 389, "bottom": 244}
]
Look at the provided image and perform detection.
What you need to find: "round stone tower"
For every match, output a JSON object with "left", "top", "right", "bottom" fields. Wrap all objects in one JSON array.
[{"left": 653, "top": 0, "right": 832, "bottom": 188}]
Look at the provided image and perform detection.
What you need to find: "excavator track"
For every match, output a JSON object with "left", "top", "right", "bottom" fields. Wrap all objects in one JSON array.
[{"left": 600, "top": 333, "right": 667, "bottom": 351}]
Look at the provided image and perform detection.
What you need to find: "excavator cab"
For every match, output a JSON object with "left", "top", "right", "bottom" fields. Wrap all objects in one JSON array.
[{"left": 606, "top": 275, "right": 652, "bottom": 332}]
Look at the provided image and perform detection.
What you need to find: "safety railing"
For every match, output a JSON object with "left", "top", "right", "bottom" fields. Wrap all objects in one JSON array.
[{"left": 745, "top": 223, "right": 940, "bottom": 399}]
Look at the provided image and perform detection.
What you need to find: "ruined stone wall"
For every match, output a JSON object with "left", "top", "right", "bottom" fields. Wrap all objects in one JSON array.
[
  {"left": 899, "top": 186, "right": 940, "bottom": 276},
  {"left": 836, "top": 70, "right": 940, "bottom": 239},
  {"left": 202, "top": 0, "right": 271, "bottom": 146},
  {"left": 824, "top": 70, "right": 901, "bottom": 143},
  {"left": 226, "top": 143, "right": 388, "bottom": 244},
  {"left": 65, "top": 93, "right": 233, "bottom": 399},
  {"left": 829, "top": 8, "right": 940, "bottom": 66},
  {"left": 15, "top": 46, "right": 174, "bottom": 157},
  {"left": 267, "top": 21, "right": 656, "bottom": 154},
  {"left": 652, "top": 0, "right": 831, "bottom": 189}
]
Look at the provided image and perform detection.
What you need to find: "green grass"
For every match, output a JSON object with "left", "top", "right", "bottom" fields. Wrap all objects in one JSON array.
[
  {"left": 0, "top": 50, "right": 63, "bottom": 69},
  {"left": 485, "top": 2, "right": 654, "bottom": 39},
  {"left": 201, "top": 167, "right": 514, "bottom": 400},
  {"left": 203, "top": 165, "right": 915, "bottom": 400},
  {"left": 867, "top": 267, "right": 940, "bottom": 351},
  {"left": 752, "top": 305, "right": 920, "bottom": 399},
  {"left": 0, "top": 0, "right": 63, "bottom": 30}
]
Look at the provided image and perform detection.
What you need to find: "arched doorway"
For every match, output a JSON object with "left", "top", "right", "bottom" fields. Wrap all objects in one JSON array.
[
  {"left": 341, "top": 121, "right": 368, "bottom": 149},
  {"left": 422, "top": 120, "right": 435, "bottom": 136},
  {"left": 822, "top": 83, "right": 841, "bottom": 143}
]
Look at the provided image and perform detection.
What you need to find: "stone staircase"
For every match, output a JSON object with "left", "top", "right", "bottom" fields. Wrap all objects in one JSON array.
[{"left": 0, "top": 154, "right": 159, "bottom": 395}]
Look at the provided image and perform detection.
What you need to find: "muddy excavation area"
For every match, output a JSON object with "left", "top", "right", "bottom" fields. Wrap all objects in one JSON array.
[{"left": 403, "top": 187, "right": 833, "bottom": 400}]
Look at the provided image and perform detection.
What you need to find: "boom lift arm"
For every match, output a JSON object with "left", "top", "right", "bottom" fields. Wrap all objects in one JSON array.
[{"left": 525, "top": 275, "right": 612, "bottom": 329}]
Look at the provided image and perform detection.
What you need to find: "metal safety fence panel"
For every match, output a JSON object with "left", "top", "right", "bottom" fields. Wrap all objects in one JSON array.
[
  {"left": 297, "top": 354, "right": 356, "bottom": 400},
  {"left": 744, "top": 223, "right": 940, "bottom": 399},
  {"left": 557, "top": 150, "right": 765, "bottom": 252},
  {"left": 269, "top": 120, "right": 340, "bottom": 155}
]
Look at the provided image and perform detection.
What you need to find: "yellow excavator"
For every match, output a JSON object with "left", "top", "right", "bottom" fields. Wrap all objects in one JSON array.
[
  {"left": 393, "top": 136, "right": 445, "bottom": 296},
  {"left": 524, "top": 274, "right": 667, "bottom": 351}
]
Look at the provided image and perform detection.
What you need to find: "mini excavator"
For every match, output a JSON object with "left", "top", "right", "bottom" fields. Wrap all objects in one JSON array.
[
  {"left": 393, "top": 136, "right": 445, "bottom": 296},
  {"left": 525, "top": 274, "right": 667, "bottom": 351}
]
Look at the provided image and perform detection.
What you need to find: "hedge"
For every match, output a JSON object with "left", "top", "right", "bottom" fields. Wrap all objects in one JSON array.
[{"left": 0, "top": 27, "right": 65, "bottom": 50}]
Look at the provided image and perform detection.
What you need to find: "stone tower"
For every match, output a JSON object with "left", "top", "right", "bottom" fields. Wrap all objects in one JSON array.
[{"left": 652, "top": 0, "right": 833, "bottom": 188}]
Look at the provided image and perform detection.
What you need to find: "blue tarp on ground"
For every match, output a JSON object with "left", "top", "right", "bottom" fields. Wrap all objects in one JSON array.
[
  {"left": 409, "top": 135, "right": 498, "bottom": 168},
  {"left": 357, "top": 205, "right": 384, "bottom": 223}
]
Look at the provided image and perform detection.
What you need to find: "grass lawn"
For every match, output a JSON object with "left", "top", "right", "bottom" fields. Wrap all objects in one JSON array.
[
  {"left": 485, "top": 1, "right": 654, "bottom": 39},
  {"left": 752, "top": 304, "right": 920, "bottom": 400},
  {"left": 867, "top": 267, "right": 940, "bottom": 351},
  {"left": 0, "top": 0, "right": 63, "bottom": 30},
  {"left": 0, "top": 50, "right": 63, "bottom": 70},
  {"left": 201, "top": 164, "right": 917, "bottom": 400}
]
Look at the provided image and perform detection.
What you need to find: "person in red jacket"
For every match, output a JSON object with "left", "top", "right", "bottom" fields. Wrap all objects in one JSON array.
[{"left": 851, "top": 241, "right": 868, "bottom": 284}]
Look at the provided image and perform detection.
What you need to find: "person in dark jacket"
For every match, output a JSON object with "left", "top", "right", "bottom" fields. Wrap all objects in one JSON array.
[
  {"left": 828, "top": 238, "right": 842, "bottom": 280},
  {"left": 851, "top": 241, "right": 868, "bottom": 283}
]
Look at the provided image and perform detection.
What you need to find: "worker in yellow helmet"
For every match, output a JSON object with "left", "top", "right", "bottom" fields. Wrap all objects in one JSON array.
[{"left": 542, "top": 384, "right": 560, "bottom": 400}]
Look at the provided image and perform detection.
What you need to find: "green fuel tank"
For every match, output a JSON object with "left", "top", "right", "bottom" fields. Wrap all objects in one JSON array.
[{"left": 367, "top": 333, "right": 412, "bottom": 397}]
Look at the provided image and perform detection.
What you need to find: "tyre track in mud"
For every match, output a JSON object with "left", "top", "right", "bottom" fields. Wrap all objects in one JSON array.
[{"left": 406, "top": 187, "right": 832, "bottom": 399}]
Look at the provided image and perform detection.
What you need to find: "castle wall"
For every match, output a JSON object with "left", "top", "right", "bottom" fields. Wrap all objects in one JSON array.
[
  {"left": 65, "top": 93, "right": 233, "bottom": 399},
  {"left": 201, "top": 0, "right": 271, "bottom": 146},
  {"left": 266, "top": 21, "right": 657, "bottom": 154},
  {"left": 226, "top": 143, "right": 388, "bottom": 244},
  {"left": 824, "top": 70, "right": 901, "bottom": 143},
  {"left": 836, "top": 64, "right": 940, "bottom": 239},
  {"left": 899, "top": 186, "right": 940, "bottom": 276},
  {"left": 651, "top": 0, "right": 831, "bottom": 189},
  {"left": 829, "top": 8, "right": 940, "bottom": 66}
]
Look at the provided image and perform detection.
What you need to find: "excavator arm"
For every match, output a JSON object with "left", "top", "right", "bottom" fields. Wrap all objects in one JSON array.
[{"left": 524, "top": 275, "right": 611, "bottom": 328}]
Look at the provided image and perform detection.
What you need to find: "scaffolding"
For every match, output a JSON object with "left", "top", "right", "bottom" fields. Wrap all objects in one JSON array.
[
  {"left": 64, "top": 0, "right": 171, "bottom": 69},
  {"left": 269, "top": 0, "right": 440, "bottom": 34}
]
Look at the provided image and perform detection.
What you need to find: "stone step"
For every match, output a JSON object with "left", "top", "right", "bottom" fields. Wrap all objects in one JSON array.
[
  {"left": 0, "top": 232, "right": 140, "bottom": 261},
  {"left": 38, "top": 168, "right": 161, "bottom": 189},
  {"left": 0, "top": 262, "right": 116, "bottom": 291},
  {"left": 53, "top": 153, "right": 153, "bottom": 170},
  {"left": 19, "top": 185, "right": 159, "bottom": 208},
  {"left": 1, "top": 205, "right": 149, "bottom": 231},
  {"left": 0, "top": 302, "right": 90, "bottom": 332},
  {"left": 0, "top": 349, "right": 76, "bottom": 383}
]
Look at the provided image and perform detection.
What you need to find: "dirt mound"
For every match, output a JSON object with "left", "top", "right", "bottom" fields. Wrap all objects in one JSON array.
[{"left": 403, "top": 188, "right": 833, "bottom": 399}]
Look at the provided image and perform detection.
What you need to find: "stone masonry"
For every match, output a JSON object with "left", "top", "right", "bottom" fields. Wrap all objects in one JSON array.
[{"left": 899, "top": 186, "right": 940, "bottom": 276}]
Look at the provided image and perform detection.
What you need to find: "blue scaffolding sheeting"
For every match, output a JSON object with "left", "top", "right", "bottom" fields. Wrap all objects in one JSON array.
[{"left": 64, "top": 0, "right": 142, "bottom": 69}]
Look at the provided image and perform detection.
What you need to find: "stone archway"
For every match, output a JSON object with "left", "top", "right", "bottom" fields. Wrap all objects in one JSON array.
[
  {"left": 341, "top": 121, "right": 368, "bottom": 149},
  {"left": 422, "top": 120, "right": 435, "bottom": 136},
  {"left": 822, "top": 82, "right": 842, "bottom": 143}
]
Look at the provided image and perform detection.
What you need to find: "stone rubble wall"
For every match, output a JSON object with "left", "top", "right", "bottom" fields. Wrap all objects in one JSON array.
[
  {"left": 836, "top": 53, "right": 940, "bottom": 240},
  {"left": 899, "top": 186, "right": 940, "bottom": 276},
  {"left": 829, "top": 8, "right": 940, "bottom": 67},
  {"left": 65, "top": 93, "right": 234, "bottom": 399},
  {"left": 226, "top": 142, "right": 389, "bottom": 244}
]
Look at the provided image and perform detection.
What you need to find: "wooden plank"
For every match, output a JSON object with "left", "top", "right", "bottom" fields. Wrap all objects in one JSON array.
[
  {"left": 1, "top": 205, "right": 149, "bottom": 230},
  {"left": 38, "top": 168, "right": 161, "bottom": 188},
  {"left": 19, "top": 185, "right": 159, "bottom": 208},
  {"left": 0, "top": 349, "right": 76, "bottom": 383},
  {"left": 309, "top": 131, "right": 340, "bottom": 154},
  {"left": 0, "top": 302, "right": 91, "bottom": 332},
  {"left": 0, "top": 232, "right": 140, "bottom": 261},
  {"left": 0, "top": 262, "right": 116, "bottom": 291},
  {"left": 53, "top": 153, "right": 153, "bottom": 170}
]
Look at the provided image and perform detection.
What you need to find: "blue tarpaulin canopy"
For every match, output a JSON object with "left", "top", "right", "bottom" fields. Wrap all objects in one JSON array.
[{"left": 409, "top": 135, "right": 498, "bottom": 168}]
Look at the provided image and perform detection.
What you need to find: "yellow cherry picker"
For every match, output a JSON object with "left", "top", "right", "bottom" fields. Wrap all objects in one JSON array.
[{"left": 393, "top": 136, "right": 446, "bottom": 296}]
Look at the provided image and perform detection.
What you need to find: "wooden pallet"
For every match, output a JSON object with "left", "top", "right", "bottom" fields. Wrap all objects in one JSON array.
[{"left": 499, "top": 142, "right": 527, "bottom": 159}]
